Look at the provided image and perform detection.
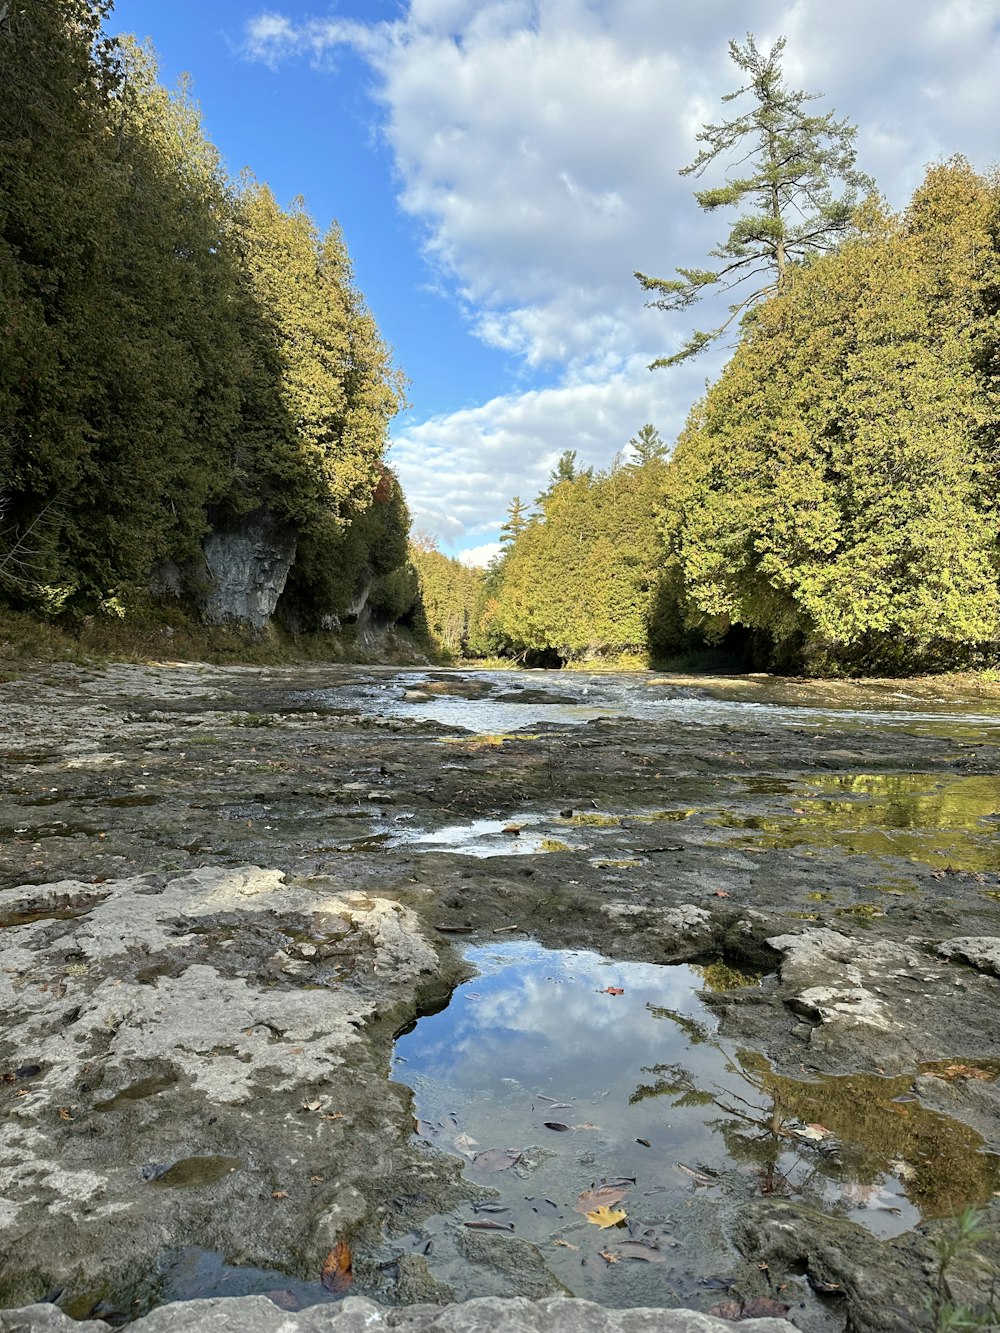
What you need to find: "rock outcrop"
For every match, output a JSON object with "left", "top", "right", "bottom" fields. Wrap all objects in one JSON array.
[{"left": 200, "top": 507, "right": 297, "bottom": 630}]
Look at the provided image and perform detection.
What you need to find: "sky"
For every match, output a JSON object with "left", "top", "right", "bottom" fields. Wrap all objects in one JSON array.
[{"left": 108, "top": 0, "right": 1000, "bottom": 565}]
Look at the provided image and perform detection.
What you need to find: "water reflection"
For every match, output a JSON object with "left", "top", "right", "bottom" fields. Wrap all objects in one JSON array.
[
  {"left": 713, "top": 772, "right": 1000, "bottom": 871},
  {"left": 393, "top": 944, "right": 1000, "bottom": 1307}
]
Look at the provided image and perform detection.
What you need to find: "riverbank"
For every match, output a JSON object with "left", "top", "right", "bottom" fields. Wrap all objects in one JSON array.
[{"left": 0, "top": 663, "right": 998, "bottom": 1330}]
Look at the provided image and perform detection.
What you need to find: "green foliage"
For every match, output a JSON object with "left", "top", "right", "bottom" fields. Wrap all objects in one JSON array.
[
  {"left": 636, "top": 33, "right": 873, "bottom": 366},
  {"left": 408, "top": 538, "right": 484, "bottom": 657},
  {"left": 0, "top": 3, "right": 408, "bottom": 632},
  {"left": 663, "top": 160, "right": 1000, "bottom": 674},
  {"left": 483, "top": 450, "right": 669, "bottom": 662}
]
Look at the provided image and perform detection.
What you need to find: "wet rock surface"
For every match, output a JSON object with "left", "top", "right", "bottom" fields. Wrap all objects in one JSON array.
[
  {"left": 0, "top": 1294, "right": 795, "bottom": 1331},
  {"left": 0, "top": 663, "right": 999, "bottom": 1329}
]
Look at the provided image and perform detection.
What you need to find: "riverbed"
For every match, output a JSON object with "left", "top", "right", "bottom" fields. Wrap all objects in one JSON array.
[{"left": 0, "top": 662, "right": 998, "bottom": 1331}]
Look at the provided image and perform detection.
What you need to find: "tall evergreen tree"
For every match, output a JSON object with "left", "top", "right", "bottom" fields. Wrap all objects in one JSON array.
[
  {"left": 628, "top": 424, "right": 668, "bottom": 466},
  {"left": 500, "top": 496, "right": 530, "bottom": 543},
  {"left": 636, "top": 34, "right": 873, "bottom": 366}
]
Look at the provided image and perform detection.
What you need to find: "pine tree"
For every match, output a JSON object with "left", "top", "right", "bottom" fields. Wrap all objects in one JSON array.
[
  {"left": 628, "top": 424, "right": 668, "bottom": 466},
  {"left": 500, "top": 496, "right": 530, "bottom": 543},
  {"left": 636, "top": 34, "right": 873, "bottom": 366}
]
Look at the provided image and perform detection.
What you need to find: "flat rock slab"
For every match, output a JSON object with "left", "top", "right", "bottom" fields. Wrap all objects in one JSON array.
[{"left": 0, "top": 1295, "right": 796, "bottom": 1331}]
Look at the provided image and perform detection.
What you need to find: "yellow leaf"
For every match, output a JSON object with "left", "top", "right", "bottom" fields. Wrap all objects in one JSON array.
[{"left": 586, "top": 1205, "right": 627, "bottom": 1228}]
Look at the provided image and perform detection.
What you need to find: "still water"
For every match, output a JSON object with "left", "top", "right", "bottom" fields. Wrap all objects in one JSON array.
[{"left": 392, "top": 942, "right": 1000, "bottom": 1308}]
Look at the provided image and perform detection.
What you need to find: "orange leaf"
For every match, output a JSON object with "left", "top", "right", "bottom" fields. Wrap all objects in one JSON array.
[
  {"left": 603, "top": 987, "right": 624, "bottom": 996},
  {"left": 320, "top": 1241, "right": 353, "bottom": 1294}
]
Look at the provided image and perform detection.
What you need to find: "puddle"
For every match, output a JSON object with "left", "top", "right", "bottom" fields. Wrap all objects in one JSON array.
[
  {"left": 391, "top": 943, "right": 1000, "bottom": 1307},
  {"left": 0, "top": 891, "right": 108, "bottom": 928},
  {"left": 712, "top": 773, "right": 1000, "bottom": 872},
  {"left": 391, "top": 818, "right": 571, "bottom": 858},
  {"left": 144, "top": 1156, "right": 241, "bottom": 1188},
  {"left": 61, "top": 1249, "right": 343, "bottom": 1323},
  {"left": 94, "top": 1074, "right": 178, "bottom": 1112}
]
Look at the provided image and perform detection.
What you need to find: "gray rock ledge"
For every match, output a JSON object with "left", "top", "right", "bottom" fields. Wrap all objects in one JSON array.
[{"left": 0, "top": 1295, "right": 796, "bottom": 1332}]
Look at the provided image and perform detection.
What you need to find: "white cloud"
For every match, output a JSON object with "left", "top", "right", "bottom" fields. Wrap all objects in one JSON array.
[
  {"left": 388, "top": 352, "right": 709, "bottom": 547},
  {"left": 244, "top": 0, "right": 1000, "bottom": 542},
  {"left": 458, "top": 542, "right": 503, "bottom": 568}
]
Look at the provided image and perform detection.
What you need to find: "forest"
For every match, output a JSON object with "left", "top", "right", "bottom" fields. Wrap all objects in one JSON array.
[{"left": 2, "top": 8, "right": 999, "bottom": 676}]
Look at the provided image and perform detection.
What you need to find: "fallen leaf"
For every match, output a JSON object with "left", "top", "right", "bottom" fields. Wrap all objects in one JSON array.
[
  {"left": 472, "top": 1148, "right": 523, "bottom": 1172},
  {"left": 552, "top": 1239, "right": 579, "bottom": 1250},
  {"left": 271, "top": 1190, "right": 289, "bottom": 1200},
  {"left": 289, "top": 1047, "right": 304, "bottom": 1055},
  {"left": 574, "top": 1184, "right": 627, "bottom": 1214},
  {"left": 300, "top": 1099, "right": 323, "bottom": 1113},
  {"left": 709, "top": 1302, "right": 743, "bottom": 1321},
  {"left": 675, "top": 1162, "right": 716, "bottom": 1186},
  {"left": 464, "top": 1219, "right": 514, "bottom": 1231},
  {"left": 598, "top": 1249, "right": 621, "bottom": 1264},
  {"left": 586, "top": 1205, "right": 627, "bottom": 1228},
  {"left": 322, "top": 1112, "right": 344, "bottom": 1122},
  {"left": 712, "top": 890, "right": 731, "bottom": 898},
  {"left": 794, "top": 1123, "right": 832, "bottom": 1142},
  {"left": 544, "top": 1121, "right": 571, "bottom": 1132},
  {"left": 58, "top": 1107, "right": 74, "bottom": 1122},
  {"left": 613, "top": 1242, "right": 669, "bottom": 1263},
  {"left": 453, "top": 1132, "right": 478, "bottom": 1153},
  {"left": 320, "top": 1242, "right": 353, "bottom": 1295},
  {"left": 573, "top": 1122, "right": 600, "bottom": 1131},
  {"left": 928, "top": 1063, "right": 993, "bottom": 1082},
  {"left": 741, "top": 1297, "right": 791, "bottom": 1318},
  {"left": 267, "top": 1290, "right": 301, "bottom": 1312},
  {"left": 602, "top": 987, "right": 625, "bottom": 996}
]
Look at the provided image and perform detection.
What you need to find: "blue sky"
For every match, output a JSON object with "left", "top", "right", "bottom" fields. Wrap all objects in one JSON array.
[{"left": 108, "top": 1, "right": 1000, "bottom": 563}]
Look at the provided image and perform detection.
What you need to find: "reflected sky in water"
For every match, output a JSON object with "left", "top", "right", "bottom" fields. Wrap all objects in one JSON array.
[{"left": 392, "top": 943, "right": 1000, "bottom": 1307}]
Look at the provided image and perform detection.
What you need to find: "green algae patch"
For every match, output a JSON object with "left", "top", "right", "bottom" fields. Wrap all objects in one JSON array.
[
  {"left": 691, "top": 960, "right": 765, "bottom": 992},
  {"left": 560, "top": 812, "right": 623, "bottom": 827},
  {"left": 632, "top": 1049, "right": 1000, "bottom": 1222},
  {"left": 710, "top": 772, "right": 1000, "bottom": 872}
]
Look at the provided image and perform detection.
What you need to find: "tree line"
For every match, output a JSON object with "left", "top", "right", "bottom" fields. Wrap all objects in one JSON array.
[
  {"left": 0, "top": 1, "right": 410, "bottom": 631},
  {"left": 415, "top": 37, "right": 1000, "bottom": 676}
]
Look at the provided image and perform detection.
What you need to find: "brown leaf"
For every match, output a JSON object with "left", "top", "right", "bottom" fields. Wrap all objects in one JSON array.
[
  {"left": 741, "top": 1297, "right": 791, "bottom": 1318},
  {"left": 928, "top": 1063, "right": 993, "bottom": 1082},
  {"left": 267, "top": 1290, "right": 301, "bottom": 1312},
  {"left": 709, "top": 1302, "right": 743, "bottom": 1321},
  {"left": 598, "top": 1249, "right": 621, "bottom": 1264},
  {"left": 271, "top": 1190, "right": 288, "bottom": 1200},
  {"left": 320, "top": 1241, "right": 353, "bottom": 1294},
  {"left": 552, "top": 1239, "right": 579, "bottom": 1250},
  {"left": 602, "top": 986, "right": 624, "bottom": 996},
  {"left": 712, "top": 890, "right": 731, "bottom": 898},
  {"left": 574, "top": 1184, "right": 627, "bottom": 1214}
]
